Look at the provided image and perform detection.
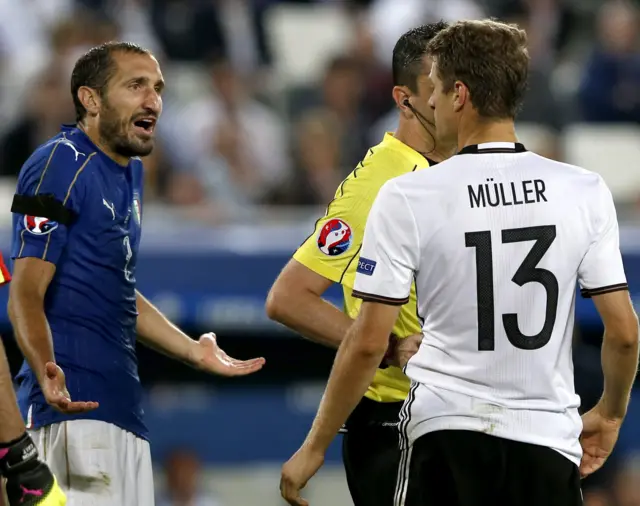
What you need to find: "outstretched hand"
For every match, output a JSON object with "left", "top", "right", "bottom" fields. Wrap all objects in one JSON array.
[
  {"left": 191, "top": 333, "right": 265, "bottom": 377},
  {"left": 42, "top": 362, "right": 99, "bottom": 414}
]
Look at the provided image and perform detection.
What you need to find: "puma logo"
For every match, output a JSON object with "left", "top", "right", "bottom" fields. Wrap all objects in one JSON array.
[
  {"left": 102, "top": 198, "right": 115, "bottom": 220},
  {"left": 20, "top": 485, "right": 43, "bottom": 501},
  {"left": 59, "top": 139, "right": 86, "bottom": 162}
]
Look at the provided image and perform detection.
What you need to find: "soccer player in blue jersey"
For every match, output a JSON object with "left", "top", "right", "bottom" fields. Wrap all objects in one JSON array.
[{"left": 8, "top": 42, "right": 265, "bottom": 506}]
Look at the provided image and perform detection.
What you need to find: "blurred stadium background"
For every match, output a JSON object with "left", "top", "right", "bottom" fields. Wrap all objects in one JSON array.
[{"left": 0, "top": 0, "right": 639, "bottom": 504}]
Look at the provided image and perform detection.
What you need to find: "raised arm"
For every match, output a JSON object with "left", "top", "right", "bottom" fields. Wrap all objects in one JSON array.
[{"left": 136, "top": 291, "right": 265, "bottom": 377}]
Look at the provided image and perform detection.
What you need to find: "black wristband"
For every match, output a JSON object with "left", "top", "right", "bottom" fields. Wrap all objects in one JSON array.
[{"left": 0, "top": 432, "right": 40, "bottom": 477}]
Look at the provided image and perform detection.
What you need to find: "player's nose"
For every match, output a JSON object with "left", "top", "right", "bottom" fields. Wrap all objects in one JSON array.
[{"left": 143, "top": 93, "right": 162, "bottom": 116}]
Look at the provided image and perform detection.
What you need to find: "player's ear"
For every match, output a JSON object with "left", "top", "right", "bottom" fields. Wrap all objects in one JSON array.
[
  {"left": 77, "top": 86, "right": 101, "bottom": 118},
  {"left": 452, "top": 81, "right": 467, "bottom": 113},
  {"left": 392, "top": 86, "right": 413, "bottom": 119}
]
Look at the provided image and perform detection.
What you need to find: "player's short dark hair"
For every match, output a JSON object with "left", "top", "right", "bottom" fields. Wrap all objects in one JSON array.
[
  {"left": 392, "top": 22, "right": 449, "bottom": 92},
  {"left": 427, "top": 19, "right": 530, "bottom": 119},
  {"left": 71, "top": 41, "right": 151, "bottom": 123}
]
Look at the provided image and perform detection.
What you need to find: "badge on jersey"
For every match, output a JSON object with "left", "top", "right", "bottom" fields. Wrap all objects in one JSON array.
[
  {"left": 132, "top": 193, "right": 142, "bottom": 225},
  {"left": 24, "top": 215, "right": 58, "bottom": 235},
  {"left": 317, "top": 218, "right": 352, "bottom": 256},
  {"left": 357, "top": 257, "right": 377, "bottom": 275}
]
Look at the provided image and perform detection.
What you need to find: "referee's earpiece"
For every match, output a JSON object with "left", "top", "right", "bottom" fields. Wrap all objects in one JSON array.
[{"left": 402, "top": 96, "right": 435, "bottom": 133}]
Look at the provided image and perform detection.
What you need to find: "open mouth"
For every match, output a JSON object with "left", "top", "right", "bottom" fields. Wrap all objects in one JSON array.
[{"left": 133, "top": 117, "right": 156, "bottom": 135}]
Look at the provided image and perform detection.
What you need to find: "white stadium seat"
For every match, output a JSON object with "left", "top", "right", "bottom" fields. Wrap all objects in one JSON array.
[
  {"left": 265, "top": 4, "right": 354, "bottom": 87},
  {"left": 563, "top": 124, "right": 640, "bottom": 203}
]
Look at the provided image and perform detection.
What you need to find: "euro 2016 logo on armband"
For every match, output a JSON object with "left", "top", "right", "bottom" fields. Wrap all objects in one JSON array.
[
  {"left": 24, "top": 215, "right": 58, "bottom": 235},
  {"left": 317, "top": 218, "right": 352, "bottom": 256}
]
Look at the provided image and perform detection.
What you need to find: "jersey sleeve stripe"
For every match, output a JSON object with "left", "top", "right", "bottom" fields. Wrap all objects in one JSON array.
[
  {"left": 63, "top": 152, "right": 96, "bottom": 205},
  {"left": 338, "top": 244, "right": 362, "bottom": 284},
  {"left": 34, "top": 140, "right": 62, "bottom": 194},
  {"left": 352, "top": 290, "right": 410, "bottom": 306},
  {"left": 580, "top": 283, "right": 629, "bottom": 298},
  {"left": 36, "top": 152, "right": 95, "bottom": 262},
  {"left": 17, "top": 229, "right": 26, "bottom": 258},
  {"left": 41, "top": 234, "right": 52, "bottom": 261},
  {"left": 353, "top": 161, "right": 364, "bottom": 178},
  {"left": 45, "top": 152, "right": 96, "bottom": 262}
]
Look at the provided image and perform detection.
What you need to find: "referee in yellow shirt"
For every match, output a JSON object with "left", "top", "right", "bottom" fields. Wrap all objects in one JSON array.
[{"left": 268, "top": 23, "right": 455, "bottom": 506}]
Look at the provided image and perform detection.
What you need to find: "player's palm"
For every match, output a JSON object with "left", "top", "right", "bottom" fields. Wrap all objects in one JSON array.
[
  {"left": 194, "top": 333, "right": 265, "bottom": 377},
  {"left": 42, "top": 362, "right": 99, "bottom": 414},
  {"left": 579, "top": 408, "right": 621, "bottom": 478}
]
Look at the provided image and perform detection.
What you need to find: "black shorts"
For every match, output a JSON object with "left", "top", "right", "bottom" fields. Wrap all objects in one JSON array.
[
  {"left": 398, "top": 430, "right": 583, "bottom": 506},
  {"left": 342, "top": 397, "right": 404, "bottom": 506}
]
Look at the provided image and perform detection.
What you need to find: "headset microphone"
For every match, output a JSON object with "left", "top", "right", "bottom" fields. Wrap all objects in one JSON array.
[
  {"left": 402, "top": 97, "right": 437, "bottom": 158},
  {"left": 403, "top": 98, "right": 433, "bottom": 132}
]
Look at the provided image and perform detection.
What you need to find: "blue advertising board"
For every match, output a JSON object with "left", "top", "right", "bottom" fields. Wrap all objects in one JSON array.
[{"left": 0, "top": 222, "right": 638, "bottom": 332}]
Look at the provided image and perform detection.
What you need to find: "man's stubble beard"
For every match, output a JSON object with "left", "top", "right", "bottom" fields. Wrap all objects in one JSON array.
[{"left": 98, "top": 101, "right": 154, "bottom": 159}]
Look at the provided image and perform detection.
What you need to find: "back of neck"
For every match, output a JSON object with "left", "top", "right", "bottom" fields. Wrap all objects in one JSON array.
[{"left": 457, "top": 119, "right": 518, "bottom": 152}]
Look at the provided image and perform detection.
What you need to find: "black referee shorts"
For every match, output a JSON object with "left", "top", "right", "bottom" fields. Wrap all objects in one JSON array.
[
  {"left": 397, "top": 430, "right": 582, "bottom": 506},
  {"left": 342, "top": 397, "right": 404, "bottom": 506}
]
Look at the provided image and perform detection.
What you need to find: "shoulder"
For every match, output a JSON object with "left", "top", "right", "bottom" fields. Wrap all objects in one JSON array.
[
  {"left": 524, "top": 153, "right": 607, "bottom": 196},
  {"left": 18, "top": 135, "right": 98, "bottom": 193},
  {"left": 365, "top": 140, "right": 423, "bottom": 174},
  {"left": 389, "top": 161, "right": 450, "bottom": 195},
  {"left": 341, "top": 143, "right": 416, "bottom": 195}
]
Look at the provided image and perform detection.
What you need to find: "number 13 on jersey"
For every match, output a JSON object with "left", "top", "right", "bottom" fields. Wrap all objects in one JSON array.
[{"left": 465, "top": 225, "right": 558, "bottom": 352}]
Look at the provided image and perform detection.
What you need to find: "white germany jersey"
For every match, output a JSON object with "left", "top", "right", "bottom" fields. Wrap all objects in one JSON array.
[{"left": 352, "top": 142, "right": 628, "bottom": 466}]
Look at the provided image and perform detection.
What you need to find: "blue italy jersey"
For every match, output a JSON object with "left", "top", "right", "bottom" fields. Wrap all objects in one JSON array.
[{"left": 10, "top": 125, "right": 147, "bottom": 439}]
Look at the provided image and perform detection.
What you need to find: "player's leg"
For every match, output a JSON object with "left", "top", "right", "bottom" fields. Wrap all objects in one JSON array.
[
  {"left": 396, "top": 432, "right": 458, "bottom": 506},
  {"left": 401, "top": 430, "right": 510, "bottom": 506},
  {"left": 34, "top": 419, "right": 154, "bottom": 506},
  {"left": 341, "top": 399, "right": 403, "bottom": 506},
  {"left": 132, "top": 432, "right": 154, "bottom": 506},
  {"left": 503, "top": 439, "right": 582, "bottom": 506},
  {"left": 0, "top": 339, "right": 65, "bottom": 506},
  {"left": 342, "top": 425, "right": 400, "bottom": 505}
]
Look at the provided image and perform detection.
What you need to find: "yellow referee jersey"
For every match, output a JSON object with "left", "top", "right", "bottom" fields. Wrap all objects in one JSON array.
[{"left": 294, "top": 133, "right": 433, "bottom": 403}]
